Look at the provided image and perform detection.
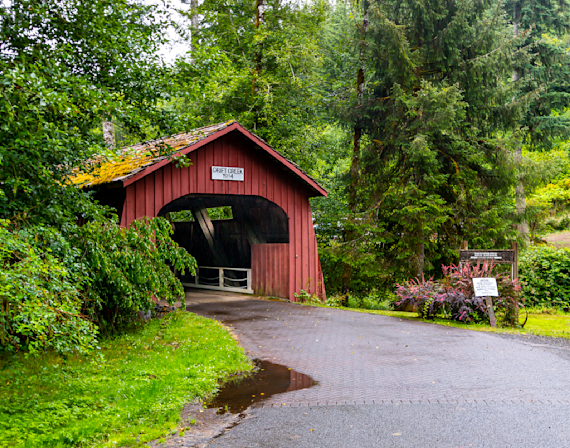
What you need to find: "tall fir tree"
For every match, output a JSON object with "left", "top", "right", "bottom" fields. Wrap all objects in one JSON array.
[
  {"left": 324, "top": 0, "right": 533, "bottom": 289},
  {"left": 508, "top": 0, "right": 570, "bottom": 147},
  {"left": 507, "top": 1, "right": 570, "bottom": 241}
]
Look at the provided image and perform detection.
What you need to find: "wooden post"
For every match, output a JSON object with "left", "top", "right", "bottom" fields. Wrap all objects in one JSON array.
[
  {"left": 510, "top": 241, "right": 519, "bottom": 325},
  {"left": 485, "top": 296, "right": 497, "bottom": 328},
  {"left": 510, "top": 241, "right": 518, "bottom": 280},
  {"left": 459, "top": 241, "right": 468, "bottom": 270}
]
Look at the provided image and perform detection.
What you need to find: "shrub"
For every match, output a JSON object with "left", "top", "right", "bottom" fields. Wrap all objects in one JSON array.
[
  {"left": 0, "top": 216, "right": 196, "bottom": 355},
  {"left": 358, "top": 289, "right": 395, "bottom": 310},
  {"left": 395, "top": 276, "right": 468, "bottom": 320},
  {"left": 442, "top": 262, "right": 521, "bottom": 324},
  {"left": 324, "top": 294, "right": 344, "bottom": 307},
  {"left": 72, "top": 217, "right": 196, "bottom": 333},
  {"left": 519, "top": 245, "right": 570, "bottom": 308},
  {"left": 0, "top": 220, "right": 96, "bottom": 355},
  {"left": 395, "top": 261, "right": 521, "bottom": 324},
  {"left": 294, "top": 290, "right": 323, "bottom": 306}
]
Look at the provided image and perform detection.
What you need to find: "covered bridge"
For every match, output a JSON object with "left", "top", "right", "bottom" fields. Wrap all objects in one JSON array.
[{"left": 74, "top": 121, "right": 327, "bottom": 301}]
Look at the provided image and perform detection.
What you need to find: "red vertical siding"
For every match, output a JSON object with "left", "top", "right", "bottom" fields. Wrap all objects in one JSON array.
[
  {"left": 135, "top": 179, "right": 145, "bottom": 219},
  {"left": 294, "top": 188, "right": 302, "bottom": 296},
  {"left": 244, "top": 141, "right": 253, "bottom": 195},
  {"left": 180, "top": 160, "right": 189, "bottom": 197},
  {"left": 228, "top": 139, "right": 239, "bottom": 195},
  {"left": 163, "top": 164, "right": 172, "bottom": 207},
  {"left": 125, "top": 184, "right": 136, "bottom": 224},
  {"left": 251, "top": 243, "right": 289, "bottom": 298},
  {"left": 206, "top": 142, "right": 215, "bottom": 194},
  {"left": 154, "top": 169, "right": 163, "bottom": 216},
  {"left": 286, "top": 180, "right": 296, "bottom": 300},
  {"left": 145, "top": 173, "right": 155, "bottom": 219},
  {"left": 196, "top": 145, "right": 205, "bottom": 193},
  {"left": 122, "top": 132, "right": 326, "bottom": 301},
  {"left": 213, "top": 140, "right": 222, "bottom": 195},
  {"left": 172, "top": 164, "right": 180, "bottom": 201}
]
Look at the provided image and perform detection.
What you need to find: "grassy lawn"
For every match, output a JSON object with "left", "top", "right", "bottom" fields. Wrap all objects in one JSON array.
[
  {"left": 363, "top": 310, "right": 570, "bottom": 339},
  {"left": 299, "top": 301, "right": 570, "bottom": 339},
  {"left": 0, "top": 310, "right": 252, "bottom": 448}
]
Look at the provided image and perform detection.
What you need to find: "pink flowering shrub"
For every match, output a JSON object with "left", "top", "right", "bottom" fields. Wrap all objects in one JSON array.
[
  {"left": 395, "top": 261, "right": 522, "bottom": 324},
  {"left": 395, "top": 276, "right": 465, "bottom": 320}
]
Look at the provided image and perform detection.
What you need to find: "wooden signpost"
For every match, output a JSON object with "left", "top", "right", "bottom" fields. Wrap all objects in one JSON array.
[
  {"left": 460, "top": 241, "right": 519, "bottom": 328},
  {"left": 459, "top": 241, "right": 518, "bottom": 280}
]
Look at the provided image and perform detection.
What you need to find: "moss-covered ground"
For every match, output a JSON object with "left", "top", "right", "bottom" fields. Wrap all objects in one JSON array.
[{"left": 0, "top": 310, "right": 252, "bottom": 447}]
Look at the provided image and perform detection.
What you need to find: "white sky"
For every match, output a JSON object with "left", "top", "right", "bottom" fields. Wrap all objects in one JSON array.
[{"left": 145, "top": 0, "right": 193, "bottom": 63}]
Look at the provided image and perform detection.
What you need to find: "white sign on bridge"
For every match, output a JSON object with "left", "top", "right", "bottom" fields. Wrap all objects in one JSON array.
[
  {"left": 472, "top": 277, "right": 499, "bottom": 297},
  {"left": 211, "top": 166, "right": 244, "bottom": 181}
]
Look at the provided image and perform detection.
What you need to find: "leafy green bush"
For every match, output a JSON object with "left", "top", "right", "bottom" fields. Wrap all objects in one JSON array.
[
  {"left": 0, "top": 216, "right": 196, "bottom": 355},
  {"left": 520, "top": 245, "right": 570, "bottom": 308},
  {"left": 341, "top": 290, "right": 395, "bottom": 310},
  {"left": 0, "top": 220, "right": 96, "bottom": 355},
  {"left": 72, "top": 217, "right": 196, "bottom": 333},
  {"left": 293, "top": 290, "right": 322, "bottom": 305},
  {"left": 324, "top": 294, "right": 344, "bottom": 307},
  {"left": 360, "top": 289, "right": 395, "bottom": 310}
]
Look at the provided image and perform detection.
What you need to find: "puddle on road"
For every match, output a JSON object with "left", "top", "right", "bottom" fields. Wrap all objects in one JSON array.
[{"left": 205, "top": 360, "right": 315, "bottom": 414}]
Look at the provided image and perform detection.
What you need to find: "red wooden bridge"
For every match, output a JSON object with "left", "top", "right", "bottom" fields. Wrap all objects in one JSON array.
[{"left": 79, "top": 121, "right": 327, "bottom": 301}]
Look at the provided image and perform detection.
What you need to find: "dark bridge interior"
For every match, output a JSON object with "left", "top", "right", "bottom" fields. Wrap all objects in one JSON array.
[{"left": 159, "top": 194, "right": 289, "bottom": 269}]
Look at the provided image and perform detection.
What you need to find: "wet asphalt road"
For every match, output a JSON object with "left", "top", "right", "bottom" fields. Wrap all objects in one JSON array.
[
  {"left": 186, "top": 292, "right": 570, "bottom": 447},
  {"left": 209, "top": 404, "right": 570, "bottom": 448}
]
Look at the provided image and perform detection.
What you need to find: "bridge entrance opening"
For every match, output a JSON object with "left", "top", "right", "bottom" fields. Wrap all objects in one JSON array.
[{"left": 160, "top": 194, "right": 289, "bottom": 296}]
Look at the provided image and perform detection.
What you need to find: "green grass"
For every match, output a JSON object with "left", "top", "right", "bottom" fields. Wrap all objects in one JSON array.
[
  {"left": 298, "top": 301, "right": 570, "bottom": 339},
  {"left": 0, "top": 310, "right": 252, "bottom": 447}
]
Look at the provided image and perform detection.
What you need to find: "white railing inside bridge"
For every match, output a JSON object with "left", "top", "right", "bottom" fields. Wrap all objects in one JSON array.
[{"left": 181, "top": 266, "right": 253, "bottom": 294}]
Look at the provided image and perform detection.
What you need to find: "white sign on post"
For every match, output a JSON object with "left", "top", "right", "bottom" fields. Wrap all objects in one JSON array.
[
  {"left": 472, "top": 277, "right": 499, "bottom": 297},
  {"left": 211, "top": 166, "right": 244, "bottom": 181}
]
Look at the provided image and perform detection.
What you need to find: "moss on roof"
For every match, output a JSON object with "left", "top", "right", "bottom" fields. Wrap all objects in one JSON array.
[{"left": 72, "top": 121, "right": 235, "bottom": 187}]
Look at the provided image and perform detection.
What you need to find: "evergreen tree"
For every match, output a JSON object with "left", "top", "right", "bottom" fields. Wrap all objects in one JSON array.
[
  {"left": 323, "top": 0, "right": 531, "bottom": 288},
  {"left": 508, "top": 0, "right": 570, "bottom": 147},
  {"left": 506, "top": 1, "right": 570, "bottom": 241}
]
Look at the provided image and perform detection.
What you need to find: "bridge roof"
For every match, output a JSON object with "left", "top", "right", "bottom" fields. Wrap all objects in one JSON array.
[{"left": 72, "top": 121, "right": 327, "bottom": 197}]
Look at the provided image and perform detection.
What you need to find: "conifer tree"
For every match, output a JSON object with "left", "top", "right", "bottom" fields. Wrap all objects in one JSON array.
[
  {"left": 336, "top": 0, "right": 530, "bottom": 284},
  {"left": 507, "top": 1, "right": 570, "bottom": 240},
  {"left": 508, "top": 0, "right": 570, "bottom": 147}
]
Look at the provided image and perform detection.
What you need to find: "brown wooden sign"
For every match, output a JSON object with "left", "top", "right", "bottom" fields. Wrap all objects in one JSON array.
[{"left": 459, "top": 250, "right": 515, "bottom": 264}]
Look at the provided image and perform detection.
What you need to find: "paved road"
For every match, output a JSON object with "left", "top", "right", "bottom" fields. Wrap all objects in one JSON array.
[{"left": 186, "top": 292, "right": 570, "bottom": 447}]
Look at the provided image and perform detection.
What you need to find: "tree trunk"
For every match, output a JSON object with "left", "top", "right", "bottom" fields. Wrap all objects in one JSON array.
[
  {"left": 190, "top": 0, "right": 198, "bottom": 31},
  {"left": 512, "top": 1, "right": 529, "bottom": 242},
  {"left": 342, "top": 8, "right": 369, "bottom": 295},
  {"left": 249, "top": 0, "right": 264, "bottom": 130},
  {"left": 514, "top": 146, "right": 530, "bottom": 240},
  {"left": 190, "top": 0, "right": 199, "bottom": 60},
  {"left": 102, "top": 118, "right": 115, "bottom": 149}
]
